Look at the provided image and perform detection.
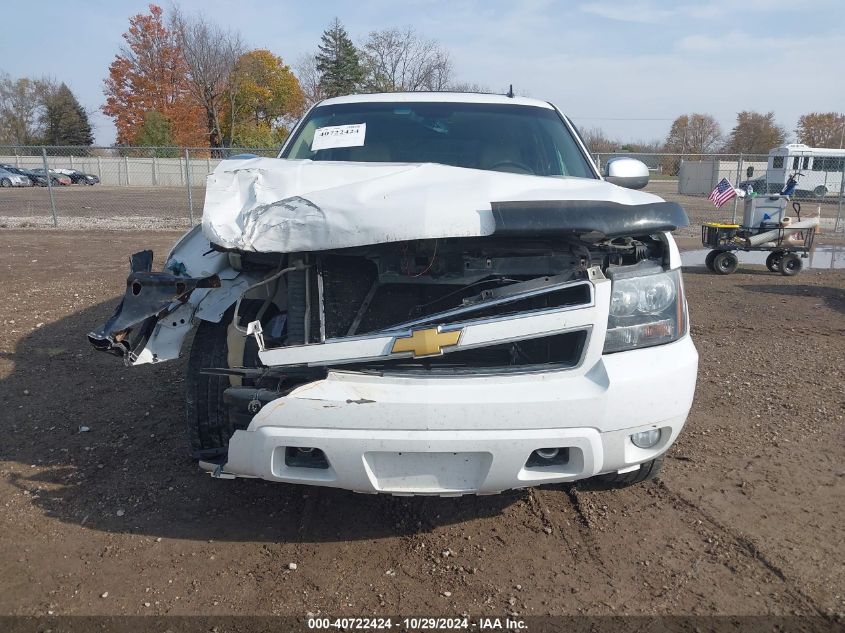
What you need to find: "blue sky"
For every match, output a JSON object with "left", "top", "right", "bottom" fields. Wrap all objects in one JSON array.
[{"left": 2, "top": 0, "right": 843, "bottom": 145}]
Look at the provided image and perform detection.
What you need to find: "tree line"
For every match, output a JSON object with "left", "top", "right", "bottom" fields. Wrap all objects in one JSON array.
[
  {"left": 0, "top": 76, "right": 93, "bottom": 146},
  {"left": 1, "top": 4, "right": 843, "bottom": 153},
  {"left": 102, "top": 7, "right": 467, "bottom": 151},
  {"left": 583, "top": 110, "right": 845, "bottom": 157}
]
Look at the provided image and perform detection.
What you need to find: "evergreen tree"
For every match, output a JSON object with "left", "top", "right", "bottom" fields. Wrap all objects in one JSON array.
[
  {"left": 134, "top": 110, "right": 178, "bottom": 156},
  {"left": 315, "top": 18, "right": 363, "bottom": 98},
  {"left": 42, "top": 83, "right": 93, "bottom": 146}
]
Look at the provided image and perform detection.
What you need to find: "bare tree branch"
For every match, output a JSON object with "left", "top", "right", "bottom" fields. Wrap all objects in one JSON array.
[
  {"left": 170, "top": 4, "right": 244, "bottom": 148},
  {"left": 361, "top": 27, "right": 452, "bottom": 92},
  {"left": 294, "top": 53, "right": 325, "bottom": 107}
]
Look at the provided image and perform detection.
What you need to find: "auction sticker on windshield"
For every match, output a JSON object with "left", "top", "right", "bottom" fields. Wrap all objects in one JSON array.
[{"left": 311, "top": 123, "right": 367, "bottom": 150}]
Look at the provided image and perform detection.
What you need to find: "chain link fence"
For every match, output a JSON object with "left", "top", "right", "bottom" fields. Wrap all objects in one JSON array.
[
  {"left": 1, "top": 146, "right": 843, "bottom": 236},
  {"left": 0, "top": 146, "right": 277, "bottom": 231}
]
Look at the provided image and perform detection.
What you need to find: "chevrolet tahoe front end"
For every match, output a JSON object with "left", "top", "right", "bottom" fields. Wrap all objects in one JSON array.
[{"left": 89, "top": 93, "right": 697, "bottom": 495}]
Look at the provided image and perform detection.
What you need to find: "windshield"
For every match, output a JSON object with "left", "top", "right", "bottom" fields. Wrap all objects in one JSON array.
[{"left": 281, "top": 101, "right": 596, "bottom": 179}]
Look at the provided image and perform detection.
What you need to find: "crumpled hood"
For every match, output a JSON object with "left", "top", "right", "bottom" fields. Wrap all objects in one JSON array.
[{"left": 201, "top": 157, "right": 666, "bottom": 253}]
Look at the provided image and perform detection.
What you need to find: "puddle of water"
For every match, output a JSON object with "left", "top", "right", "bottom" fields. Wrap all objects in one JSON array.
[{"left": 682, "top": 243, "right": 845, "bottom": 270}]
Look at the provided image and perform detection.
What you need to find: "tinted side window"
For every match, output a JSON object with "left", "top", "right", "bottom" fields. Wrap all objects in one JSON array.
[
  {"left": 772, "top": 156, "right": 784, "bottom": 168},
  {"left": 813, "top": 156, "right": 845, "bottom": 171}
]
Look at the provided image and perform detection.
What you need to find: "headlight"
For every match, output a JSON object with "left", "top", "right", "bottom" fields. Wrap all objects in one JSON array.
[{"left": 603, "top": 267, "right": 686, "bottom": 354}]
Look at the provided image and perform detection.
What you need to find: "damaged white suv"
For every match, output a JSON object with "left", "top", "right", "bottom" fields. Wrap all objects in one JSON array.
[{"left": 90, "top": 93, "right": 697, "bottom": 495}]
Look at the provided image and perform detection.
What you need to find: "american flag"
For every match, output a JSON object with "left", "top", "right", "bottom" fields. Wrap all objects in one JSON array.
[{"left": 709, "top": 178, "right": 737, "bottom": 208}]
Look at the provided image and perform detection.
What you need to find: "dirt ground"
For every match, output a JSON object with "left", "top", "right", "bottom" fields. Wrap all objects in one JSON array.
[{"left": 0, "top": 230, "right": 843, "bottom": 627}]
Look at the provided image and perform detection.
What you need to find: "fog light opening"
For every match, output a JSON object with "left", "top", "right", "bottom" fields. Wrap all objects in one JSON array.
[
  {"left": 630, "top": 429, "right": 661, "bottom": 449},
  {"left": 284, "top": 446, "right": 329, "bottom": 469},
  {"left": 525, "top": 447, "right": 569, "bottom": 468}
]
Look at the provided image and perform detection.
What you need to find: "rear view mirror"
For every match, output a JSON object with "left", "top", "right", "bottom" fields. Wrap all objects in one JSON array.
[{"left": 603, "top": 157, "right": 649, "bottom": 190}]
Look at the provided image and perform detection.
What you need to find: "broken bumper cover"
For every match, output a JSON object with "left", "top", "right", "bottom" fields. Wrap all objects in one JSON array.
[{"left": 219, "top": 335, "right": 698, "bottom": 495}]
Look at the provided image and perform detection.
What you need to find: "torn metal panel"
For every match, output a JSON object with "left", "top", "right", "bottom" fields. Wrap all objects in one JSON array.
[
  {"left": 87, "top": 264, "right": 220, "bottom": 358},
  {"left": 201, "top": 158, "right": 665, "bottom": 253}
]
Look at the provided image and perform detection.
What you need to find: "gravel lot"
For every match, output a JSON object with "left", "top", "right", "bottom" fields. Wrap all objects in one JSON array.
[{"left": 0, "top": 230, "right": 843, "bottom": 628}]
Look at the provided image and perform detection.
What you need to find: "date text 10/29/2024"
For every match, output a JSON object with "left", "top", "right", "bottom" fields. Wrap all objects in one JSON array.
[{"left": 307, "top": 617, "right": 527, "bottom": 630}]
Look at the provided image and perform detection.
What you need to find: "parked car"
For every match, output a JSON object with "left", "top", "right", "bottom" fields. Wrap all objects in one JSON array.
[
  {"left": 53, "top": 168, "right": 100, "bottom": 185},
  {"left": 737, "top": 175, "right": 822, "bottom": 200},
  {"left": 0, "top": 165, "right": 44, "bottom": 186},
  {"left": 89, "top": 92, "right": 698, "bottom": 495},
  {"left": 0, "top": 167, "right": 32, "bottom": 187},
  {"left": 738, "top": 176, "right": 775, "bottom": 196},
  {"left": 28, "top": 168, "right": 72, "bottom": 186}
]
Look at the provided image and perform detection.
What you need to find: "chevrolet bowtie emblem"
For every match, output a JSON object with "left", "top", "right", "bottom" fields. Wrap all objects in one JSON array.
[{"left": 391, "top": 327, "right": 462, "bottom": 357}]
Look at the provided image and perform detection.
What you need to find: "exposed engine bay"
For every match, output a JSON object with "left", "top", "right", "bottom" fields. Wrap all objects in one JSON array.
[
  {"left": 220, "top": 231, "right": 658, "bottom": 362},
  {"left": 206, "top": 232, "right": 669, "bottom": 441}
]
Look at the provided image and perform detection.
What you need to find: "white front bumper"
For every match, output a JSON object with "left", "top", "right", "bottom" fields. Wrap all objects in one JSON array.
[{"left": 222, "top": 335, "right": 698, "bottom": 495}]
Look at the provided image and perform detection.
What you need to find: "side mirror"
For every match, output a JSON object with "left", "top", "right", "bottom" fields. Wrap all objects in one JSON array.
[
  {"left": 746, "top": 166, "right": 754, "bottom": 178},
  {"left": 603, "top": 157, "right": 649, "bottom": 190}
]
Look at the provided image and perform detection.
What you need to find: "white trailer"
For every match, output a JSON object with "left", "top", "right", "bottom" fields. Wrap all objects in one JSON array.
[{"left": 766, "top": 143, "right": 845, "bottom": 198}]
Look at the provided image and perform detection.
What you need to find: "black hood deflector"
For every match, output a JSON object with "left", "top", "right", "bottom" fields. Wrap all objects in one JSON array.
[{"left": 491, "top": 200, "right": 689, "bottom": 239}]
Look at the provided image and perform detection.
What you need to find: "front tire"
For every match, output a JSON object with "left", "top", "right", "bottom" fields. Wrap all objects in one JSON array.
[
  {"left": 590, "top": 456, "right": 664, "bottom": 488},
  {"left": 0, "top": 178, "right": 10, "bottom": 187},
  {"left": 766, "top": 250, "right": 784, "bottom": 272},
  {"left": 185, "top": 300, "right": 275, "bottom": 460}
]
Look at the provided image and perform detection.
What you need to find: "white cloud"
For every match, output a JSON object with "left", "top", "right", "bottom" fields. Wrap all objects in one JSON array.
[
  {"left": 580, "top": 1, "right": 675, "bottom": 23},
  {"left": 581, "top": 0, "right": 838, "bottom": 23}
]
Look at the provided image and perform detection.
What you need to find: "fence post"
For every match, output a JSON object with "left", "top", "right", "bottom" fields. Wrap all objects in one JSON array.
[
  {"left": 69, "top": 154, "right": 74, "bottom": 169},
  {"left": 124, "top": 155, "right": 130, "bottom": 186},
  {"left": 185, "top": 148, "right": 194, "bottom": 225},
  {"left": 731, "top": 153, "right": 742, "bottom": 224},
  {"left": 96, "top": 156, "right": 102, "bottom": 181},
  {"left": 835, "top": 159, "right": 844, "bottom": 233},
  {"left": 152, "top": 154, "right": 158, "bottom": 186},
  {"left": 41, "top": 147, "right": 58, "bottom": 227}
]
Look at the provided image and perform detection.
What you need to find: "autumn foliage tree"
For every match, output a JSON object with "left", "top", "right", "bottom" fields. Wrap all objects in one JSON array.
[
  {"left": 102, "top": 4, "right": 204, "bottom": 146},
  {"left": 724, "top": 111, "right": 787, "bottom": 154},
  {"left": 664, "top": 114, "right": 722, "bottom": 155},
  {"left": 580, "top": 127, "right": 618, "bottom": 154},
  {"left": 224, "top": 50, "right": 305, "bottom": 147},
  {"left": 662, "top": 113, "right": 722, "bottom": 175},
  {"left": 795, "top": 112, "right": 845, "bottom": 148}
]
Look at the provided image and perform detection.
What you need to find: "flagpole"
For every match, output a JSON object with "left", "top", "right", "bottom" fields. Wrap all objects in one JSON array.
[{"left": 731, "top": 153, "right": 742, "bottom": 224}]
